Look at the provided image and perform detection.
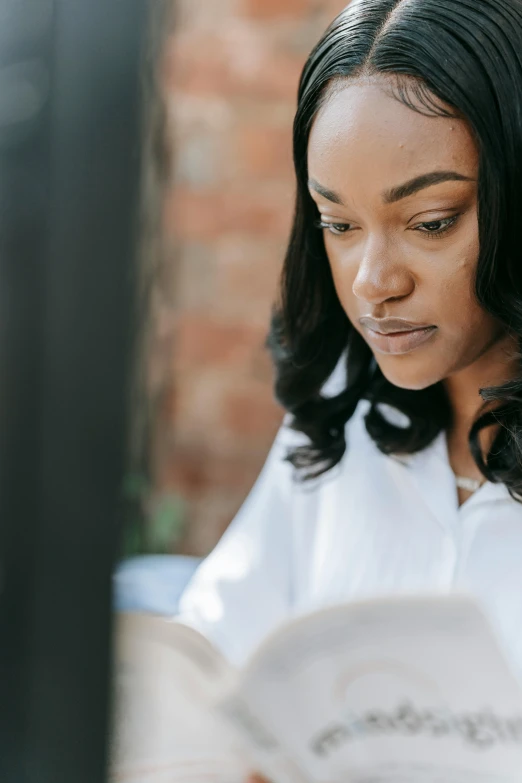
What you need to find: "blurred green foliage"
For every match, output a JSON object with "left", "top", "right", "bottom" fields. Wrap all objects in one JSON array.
[{"left": 121, "top": 473, "right": 186, "bottom": 557}]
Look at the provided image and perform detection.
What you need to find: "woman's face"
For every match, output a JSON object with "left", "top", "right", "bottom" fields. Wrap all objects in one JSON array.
[{"left": 307, "top": 77, "right": 504, "bottom": 391}]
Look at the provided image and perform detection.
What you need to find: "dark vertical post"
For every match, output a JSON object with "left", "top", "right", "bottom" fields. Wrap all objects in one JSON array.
[{"left": 0, "top": 1, "right": 149, "bottom": 781}]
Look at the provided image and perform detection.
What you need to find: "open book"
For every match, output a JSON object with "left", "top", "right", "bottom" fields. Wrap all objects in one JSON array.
[{"left": 110, "top": 595, "right": 522, "bottom": 783}]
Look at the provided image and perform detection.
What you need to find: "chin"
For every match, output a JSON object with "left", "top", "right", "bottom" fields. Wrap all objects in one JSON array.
[{"left": 374, "top": 355, "right": 444, "bottom": 392}]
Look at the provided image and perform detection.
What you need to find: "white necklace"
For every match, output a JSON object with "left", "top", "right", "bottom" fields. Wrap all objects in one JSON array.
[{"left": 454, "top": 474, "right": 483, "bottom": 493}]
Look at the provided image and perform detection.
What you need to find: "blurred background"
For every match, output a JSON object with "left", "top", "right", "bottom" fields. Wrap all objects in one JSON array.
[
  {"left": 0, "top": 3, "right": 356, "bottom": 780},
  {"left": 138, "top": 0, "right": 347, "bottom": 560}
]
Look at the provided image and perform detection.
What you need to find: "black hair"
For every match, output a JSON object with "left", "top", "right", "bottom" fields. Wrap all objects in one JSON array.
[{"left": 268, "top": 0, "right": 522, "bottom": 496}]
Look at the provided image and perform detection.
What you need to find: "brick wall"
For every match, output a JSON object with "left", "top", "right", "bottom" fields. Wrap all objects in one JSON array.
[{"left": 155, "top": 0, "right": 347, "bottom": 555}]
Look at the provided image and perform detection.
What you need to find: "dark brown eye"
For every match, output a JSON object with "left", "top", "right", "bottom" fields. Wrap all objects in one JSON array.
[
  {"left": 315, "top": 220, "right": 351, "bottom": 235},
  {"left": 415, "top": 215, "right": 459, "bottom": 237}
]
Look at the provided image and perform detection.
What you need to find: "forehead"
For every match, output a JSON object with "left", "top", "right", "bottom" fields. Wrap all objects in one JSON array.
[{"left": 307, "top": 80, "right": 478, "bottom": 196}]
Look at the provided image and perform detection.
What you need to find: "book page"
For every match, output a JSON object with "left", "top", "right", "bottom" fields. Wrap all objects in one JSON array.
[
  {"left": 219, "top": 595, "right": 522, "bottom": 783},
  {"left": 109, "top": 613, "right": 248, "bottom": 783}
]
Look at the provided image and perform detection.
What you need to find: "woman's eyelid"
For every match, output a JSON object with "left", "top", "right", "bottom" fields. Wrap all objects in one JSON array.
[
  {"left": 316, "top": 203, "right": 465, "bottom": 230},
  {"left": 318, "top": 212, "right": 359, "bottom": 226},
  {"left": 320, "top": 219, "right": 356, "bottom": 228},
  {"left": 407, "top": 205, "right": 464, "bottom": 225},
  {"left": 318, "top": 206, "right": 460, "bottom": 224}
]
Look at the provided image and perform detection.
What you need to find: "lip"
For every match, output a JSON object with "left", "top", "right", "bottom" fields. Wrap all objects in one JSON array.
[{"left": 363, "top": 325, "right": 438, "bottom": 355}]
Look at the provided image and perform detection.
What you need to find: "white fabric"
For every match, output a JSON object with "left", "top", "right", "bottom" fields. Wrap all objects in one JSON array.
[{"left": 178, "top": 372, "right": 522, "bottom": 679}]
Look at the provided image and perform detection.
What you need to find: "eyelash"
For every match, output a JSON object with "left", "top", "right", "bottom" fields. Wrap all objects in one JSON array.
[{"left": 315, "top": 215, "right": 460, "bottom": 239}]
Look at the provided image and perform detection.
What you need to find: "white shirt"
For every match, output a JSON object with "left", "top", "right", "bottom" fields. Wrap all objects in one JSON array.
[{"left": 178, "top": 368, "right": 522, "bottom": 678}]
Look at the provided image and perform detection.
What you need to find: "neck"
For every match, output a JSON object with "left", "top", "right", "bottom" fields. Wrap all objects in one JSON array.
[{"left": 443, "top": 332, "right": 519, "bottom": 441}]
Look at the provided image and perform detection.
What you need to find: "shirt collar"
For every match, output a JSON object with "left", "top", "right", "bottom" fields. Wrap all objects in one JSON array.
[
  {"left": 359, "top": 399, "right": 515, "bottom": 522},
  {"left": 388, "top": 425, "right": 513, "bottom": 519}
]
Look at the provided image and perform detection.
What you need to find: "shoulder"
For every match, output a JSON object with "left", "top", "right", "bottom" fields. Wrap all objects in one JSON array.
[{"left": 273, "top": 404, "right": 375, "bottom": 503}]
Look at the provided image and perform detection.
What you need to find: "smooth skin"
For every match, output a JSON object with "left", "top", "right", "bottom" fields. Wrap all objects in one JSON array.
[{"left": 308, "top": 76, "right": 518, "bottom": 506}]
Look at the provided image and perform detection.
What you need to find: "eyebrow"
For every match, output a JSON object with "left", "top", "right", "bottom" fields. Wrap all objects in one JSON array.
[{"left": 308, "top": 171, "right": 475, "bottom": 207}]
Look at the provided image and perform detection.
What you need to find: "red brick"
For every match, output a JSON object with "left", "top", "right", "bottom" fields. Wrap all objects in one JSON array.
[
  {"left": 150, "top": 0, "right": 350, "bottom": 555},
  {"left": 235, "top": 124, "right": 293, "bottom": 180},
  {"left": 163, "top": 185, "right": 294, "bottom": 241},
  {"left": 162, "top": 445, "right": 265, "bottom": 497},
  {"left": 212, "top": 236, "right": 283, "bottom": 325},
  {"left": 174, "top": 313, "right": 268, "bottom": 371},
  {"left": 174, "top": 0, "right": 240, "bottom": 30},
  {"left": 163, "top": 33, "right": 304, "bottom": 101},
  {"left": 166, "top": 366, "right": 281, "bottom": 450},
  {"left": 240, "top": 0, "right": 309, "bottom": 19},
  {"left": 222, "top": 380, "right": 282, "bottom": 440},
  {"left": 164, "top": 447, "right": 207, "bottom": 495},
  {"left": 167, "top": 238, "right": 281, "bottom": 326},
  {"left": 171, "top": 242, "right": 216, "bottom": 310},
  {"left": 177, "top": 493, "right": 248, "bottom": 556}
]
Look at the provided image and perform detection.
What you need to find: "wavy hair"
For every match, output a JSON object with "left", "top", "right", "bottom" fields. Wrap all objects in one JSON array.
[{"left": 268, "top": 0, "right": 522, "bottom": 496}]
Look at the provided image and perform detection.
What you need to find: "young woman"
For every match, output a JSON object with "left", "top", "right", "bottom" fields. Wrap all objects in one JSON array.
[{"left": 178, "top": 0, "right": 522, "bottom": 686}]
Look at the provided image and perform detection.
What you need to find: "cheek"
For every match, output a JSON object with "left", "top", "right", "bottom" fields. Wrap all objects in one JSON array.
[
  {"left": 325, "top": 245, "right": 359, "bottom": 311},
  {"left": 436, "top": 266, "right": 477, "bottom": 323},
  {"left": 431, "top": 235, "right": 482, "bottom": 333},
  {"left": 325, "top": 214, "right": 483, "bottom": 333}
]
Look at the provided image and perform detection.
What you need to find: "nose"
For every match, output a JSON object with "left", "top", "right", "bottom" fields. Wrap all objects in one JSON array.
[{"left": 351, "top": 234, "right": 414, "bottom": 305}]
